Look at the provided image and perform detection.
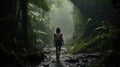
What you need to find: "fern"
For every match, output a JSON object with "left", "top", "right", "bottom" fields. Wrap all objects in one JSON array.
[{"left": 29, "top": 0, "right": 50, "bottom": 11}]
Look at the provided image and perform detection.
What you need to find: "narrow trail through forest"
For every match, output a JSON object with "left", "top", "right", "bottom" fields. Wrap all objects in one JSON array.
[{"left": 27, "top": 46, "right": 99, "bottom": 67}]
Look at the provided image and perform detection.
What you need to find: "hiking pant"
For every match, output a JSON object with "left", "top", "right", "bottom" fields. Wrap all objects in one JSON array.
[{"left": 55, "top": 41, "right": 62, "bottom": 59}]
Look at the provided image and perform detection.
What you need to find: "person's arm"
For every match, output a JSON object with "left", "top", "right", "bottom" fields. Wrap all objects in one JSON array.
[
  {"left": 53, "top": 34, "right": 55, "bottom": 43},
  {"left": 61, "top": 34, "right": 64, "bottom": 45}
]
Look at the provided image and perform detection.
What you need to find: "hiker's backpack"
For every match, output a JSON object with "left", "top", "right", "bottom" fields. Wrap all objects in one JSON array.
[{"left": 55, "top": 33, "right": 62, "bottom": 41}]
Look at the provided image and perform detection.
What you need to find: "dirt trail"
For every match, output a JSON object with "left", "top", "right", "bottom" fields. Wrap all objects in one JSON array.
[{"left": 27, "top": 47, "right": 99, "bottom": 67}]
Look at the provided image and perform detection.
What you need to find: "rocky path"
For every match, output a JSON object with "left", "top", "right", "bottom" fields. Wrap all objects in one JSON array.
[{"left": 27, "top": 47, "right": 99, "bottom": 67}]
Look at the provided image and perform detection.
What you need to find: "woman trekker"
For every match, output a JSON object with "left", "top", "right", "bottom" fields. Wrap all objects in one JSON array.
[{"left": 54, "top": 28, "right": 64, "bottom": 62}]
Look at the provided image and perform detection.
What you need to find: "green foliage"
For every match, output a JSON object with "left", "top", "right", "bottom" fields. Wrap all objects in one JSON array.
[
  {"left": 36, "top": 39, "right": 44, "bottom": 45},
  {"left": 0, "top": 0, "right": 52, "bottom": 66},
  {"left": 33, "top": 30, "right": 47, "bottom": 35},
  {"left": 28, "top": 1, "right": 53, "bottom": 47},
  {"left": 69, "top": 19, "right": 114, "bottom": 53},
  {"left": 29, "top": 0, "right": 50, "bottom": 11},
  {"left": 70, "top": 0, "right": 116, "bottom": 53}
]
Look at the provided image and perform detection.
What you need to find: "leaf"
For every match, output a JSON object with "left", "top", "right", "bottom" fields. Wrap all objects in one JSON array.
[
  {"left": 95, "top": 26, "right": 107, "bottom": 31},
  {"left": 87, "top": 18, "right": 92, "bottom": 22},
  {"left": 33, "top": 30, "right": 47, "bottom": 35},
  {"left": 36, "top": 39, "right": 44, "bottom": 44},
  {"left": 29, "top": 0, "right": 50, "bottom": 11}
]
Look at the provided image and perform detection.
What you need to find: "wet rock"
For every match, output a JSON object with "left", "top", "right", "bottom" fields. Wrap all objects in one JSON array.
[
  {"left": 44, "top": 58, "right": 50, "bottom": 62},
  {"left": 51, "top": 59, "right": 56, "bottom": 63},
  {"left": 86, "top": 54, "right": 98, "bottom": 58},
  {"left": 77, "top": 55, "right": 86, "bottom": 59},
  {"left": 44, "top": 51, "right": 51, "bottom": 54},
  {"left": 65, "top": 57, "right": 79, "bottom": 63},
  {"left": 27, "top": 47, "right": 98, "bottom": 67},
  {"left": 43, "top": 64, "right": 49, "bottom": 67},
  {"left": 82, "top": 59, "right": 88, "bottom": 63},
  {"left": 76, "top": 63, "right": 81, "bottom": 67},
  {"left": 42, "top": 62, "right": 49, "bottom": 67}
]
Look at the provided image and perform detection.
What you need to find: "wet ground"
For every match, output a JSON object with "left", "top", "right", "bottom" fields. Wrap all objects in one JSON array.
[{"left": 27, "top": 47, "right": 99, "bottom": 67}]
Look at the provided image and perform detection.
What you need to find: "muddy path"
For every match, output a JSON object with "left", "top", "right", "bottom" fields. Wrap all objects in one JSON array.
[{"left": 27, "top": 46, "right": 99, "bottom": 67}]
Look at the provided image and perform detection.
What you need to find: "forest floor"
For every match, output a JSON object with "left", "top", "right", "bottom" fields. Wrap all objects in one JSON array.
[{"left": 27, "top": 46, "right": 99, "bottom": 67}]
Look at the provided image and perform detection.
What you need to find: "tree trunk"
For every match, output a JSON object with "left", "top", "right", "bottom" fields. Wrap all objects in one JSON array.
[{"left": 21, "top": 0, "right": 28, "bottom": 41}]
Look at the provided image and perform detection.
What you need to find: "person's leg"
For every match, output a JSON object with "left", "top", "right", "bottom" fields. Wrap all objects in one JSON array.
[
  {"left": 58, "top": 45, "right": 61, "bottom": 56},
  {"left": 56, "top": 45, "right": 58, "bottom": 57},
  {"left": 56, "top": 46, "right": 59, "bottom": 62}
]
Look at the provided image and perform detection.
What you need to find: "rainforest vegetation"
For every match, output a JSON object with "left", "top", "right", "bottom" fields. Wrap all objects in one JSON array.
[{"left": 0, "top": 0, "right": 120, "bottom": 67}]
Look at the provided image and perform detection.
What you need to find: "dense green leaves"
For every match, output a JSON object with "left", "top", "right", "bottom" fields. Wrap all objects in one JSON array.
[
  {"left": 33, "top": 30, "right": 47, "bottom": 35},
  {"left": 0, "top": 0, "right": 51, "bottom": 66},
  {"left": 70, "top": 0, "right": 120, "bottom": 66},
  {"left": 29, "top": 0, "right": 50, "bottom": 11}
]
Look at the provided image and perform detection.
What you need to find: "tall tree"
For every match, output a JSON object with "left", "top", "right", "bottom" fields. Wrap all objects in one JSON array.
[{"left": 21, "top": 0, "right": 28, "bottom": 41}]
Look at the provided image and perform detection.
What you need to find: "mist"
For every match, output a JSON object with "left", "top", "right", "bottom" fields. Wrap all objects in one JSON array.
[{"left": 49, "top": 0, "right": 75, "bottom": 41}]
